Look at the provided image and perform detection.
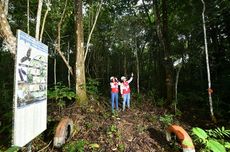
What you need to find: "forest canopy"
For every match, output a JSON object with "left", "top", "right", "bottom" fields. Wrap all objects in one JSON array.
[{"left": 0, "top": 0, "right": 230, "bottom": 151}]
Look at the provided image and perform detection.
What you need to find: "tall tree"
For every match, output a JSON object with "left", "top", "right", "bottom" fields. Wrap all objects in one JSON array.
[
  {"left": 154, "top": 0, "right": 173, "bottom": 103},
  {"left": 162, "top": 0, "right": 173, "bottom": 104},
  {"left": 39, "top": 0, "right": 51, "bottom": 42},
  {"left": 201, "top": 0, "right": 216, "bottom": 122},
  {"left": 35, "top": 0, "right": 43, "bottom": 40},
  {"left": 54, "top": 0, "right": 70, "bottom": 87},
  {"left": 74, "top": 0, "right": 88, "bottom": 105}
]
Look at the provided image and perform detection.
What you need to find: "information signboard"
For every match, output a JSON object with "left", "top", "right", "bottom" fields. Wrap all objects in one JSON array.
[{"left": 13, "top": 30, "right": 48, "bottom": 147}]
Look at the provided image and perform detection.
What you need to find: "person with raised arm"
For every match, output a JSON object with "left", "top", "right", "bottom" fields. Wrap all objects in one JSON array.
[{"left": 120, "top": 73, "right": 133, "bottom": 111}]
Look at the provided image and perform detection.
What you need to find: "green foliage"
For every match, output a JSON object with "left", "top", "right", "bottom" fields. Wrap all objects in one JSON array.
[
  {"left": 107, "top": 124, "right": 118, "bottom": 138},
  {"left": 147, "top": 89, "right": 157, "bottom": 103},
  {"left": 136, "top": 93, "right": 143, "bottom": 103},
  {"left": 102, "top": 112, "right": 110, "bottom": 119},
  {"left": 159, "top": 114, "right": 174, "bottom": 126},
  {"left": 63, "top": 139, "right": 88, "bottom": 152},
  {"left": 112, "top": 110, "right": 119, "bottom": 118},
  {"left": 193, "top": 127, "right": 208, "bottom": 142},
  {"left": 175, "top": 108, "right": 182, "bottom": 116},
  {"left": 156, "top": 98, "right": 166, "bottom": 107},
  {"left": 225, "top": 142, "right": 230, "bottom": 149},
  {"left": 207, "top": 140, "right": 226, "bottom": 152},
  {"left": 0, "top": 146, "right": 19, "bottom": 152},
  {"left": 84, "top": 122, "right": 93, "bottom": 130},
  {"left": 145, "top": 114, "right": 158, "bottom": 124},
  {"left": 86, "top": 78, "right": 100, "bottom": 95},
  {"left": 211, "top": 96, "right": 227, "bottom": 118},
  {"left": 48, "top": 82, "right": 75, "bottom": 109},
  {"left": 118, "top": 144, "right": 125, "bottom": 151},
  {"left": 48, "top": 83, "right": 76, "bottom": 101},
  {"left": 108, "top": 124, "right": 117, "bottom": 133},
  {"left": 206, "top": 127, "right": 230, "bottom": 139},
  {"left": 136, "top": 124, "right": 146, "bottom": 134},
  {"left": 131, "top": 93, "right": 144, "bottom": 108},
  {"left": 192, "top": 127, "right": 230, "bottom": 152}
]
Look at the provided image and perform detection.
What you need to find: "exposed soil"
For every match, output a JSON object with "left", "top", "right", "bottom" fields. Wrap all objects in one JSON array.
[
  {"left": 3, "top": 94, "right": 224, "bottom": 152},
  {"left": 30, "top": 96, "right": 196, "bottom": 152}
]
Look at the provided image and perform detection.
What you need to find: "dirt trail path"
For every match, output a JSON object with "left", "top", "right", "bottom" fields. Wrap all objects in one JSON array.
[{"left": 64, "top": 101, "right": 171, "bottom": 152}]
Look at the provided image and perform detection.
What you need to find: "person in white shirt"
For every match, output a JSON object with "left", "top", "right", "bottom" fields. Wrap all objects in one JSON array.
[
  {"left": 110, "top": 76, "right": 120, "bottom": 112},
  {"left": 120, "top": 73, "right": 133, "bottom": 111}
]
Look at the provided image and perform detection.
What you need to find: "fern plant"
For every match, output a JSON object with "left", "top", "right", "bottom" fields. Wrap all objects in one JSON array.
[
  {"left": 48, "top": 82, "right": 75, "bottom": 112},
  {"left": 192, "top": 127, "right": 230, "bottom": 152},
  {"left": 159, "top": 114, "right": 174, "bottom": 127},
  {"left": 206, "top": 127, "right": 230, "bottom": 139}
]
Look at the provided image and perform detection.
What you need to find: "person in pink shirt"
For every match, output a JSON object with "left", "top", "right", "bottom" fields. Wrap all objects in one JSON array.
[
  {"left": 120, "top": 73, "right": 133, "bottom": 111},
  {"left": 110, "top": 76, "right": 120, "bottom": 112}
]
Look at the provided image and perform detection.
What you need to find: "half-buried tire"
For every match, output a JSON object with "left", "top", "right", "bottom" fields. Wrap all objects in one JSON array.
[
  {"left": 53, "top": 117, "right": 73, "bottom": 148},
  {"left": 166, "top": 124, "right": 195, "bottom": 152}
]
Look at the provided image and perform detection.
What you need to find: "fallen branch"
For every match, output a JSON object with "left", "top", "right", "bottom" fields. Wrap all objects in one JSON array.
[{"left": 37, "top": 140, "right": 52, "bottom": 152}]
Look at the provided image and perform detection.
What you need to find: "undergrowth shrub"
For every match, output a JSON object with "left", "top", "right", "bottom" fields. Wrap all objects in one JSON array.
[
  {"left": 192, "top": 127, "right": 230, "bottom": 152},
  {"left": 86, "top": 78, "right": 100, "bottom": 100},
  {"left": 159, "top": 114, "right": 174, "bottom": 128},
  {"left": 63, "top": 139, "right": 87, "bottom": 152},
  {"left": 48, "top": 82, "right": 75, "bottom": 111}
]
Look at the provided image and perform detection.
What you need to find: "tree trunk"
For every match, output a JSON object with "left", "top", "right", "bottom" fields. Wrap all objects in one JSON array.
[
  {"left": 67, "top": 42, "right": 71, "bottom": 88},
  {"left": 27, "top": 0, "right": 30, "bottom": 34},
  {"left": 84, "top": 0, "right": 102, "bottom": 62},
  {"left": 1, "top": 0, "right": 8, "bottom": 16},
  {"left": 54, "top": 56, "right": 57, "bottom": 86},
  {"left": 201, "top": 0, "right": 216, "bottom": 122},
  {"left": 54, "top": 0, "right": 69, "bottom": 86},
  {"left": 124, "top": 53, "right": 127, "bottom": 76},
  {"left": 162, "top": 0, "right": 173, "bottom": 104},
  {"left": 55, "top": 0, "right": 73, "bottom": 76},
  {"left": 74, "top": 0, "right": 88, "bottom": 105},
  {"left": 174, "top": 66, "right": 181, "bottom": 114},
  {"left": 135, "top": 41, "right": 140, "bottom": 94},
  {"left": 39, "top": 0, "right": 51, "bottom": 42},
  {"left": 154, "top": 0, "right": 173, "bottom": 104},
  {"left": 35, "top": 0, "right": 43, "bottom": 40},
  {"left": 136, "top": 52, "right": 140, "bottom": 94},
  {"left": 0, "top": 1, "right": 16, "bottom": 54}
]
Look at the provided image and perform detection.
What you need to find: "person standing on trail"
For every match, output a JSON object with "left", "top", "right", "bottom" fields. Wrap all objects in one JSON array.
[
  {"left": 120, "top": 73, "right": 133, "bottom": 111},
  {"left": 110, "top": 76, "right": 120, "bottom": 112}
]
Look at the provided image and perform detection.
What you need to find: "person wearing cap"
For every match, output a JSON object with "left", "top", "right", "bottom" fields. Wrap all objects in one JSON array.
[
  {"left": 120, "top": 73, "right": 133, "bottom": 111},
  {"left": 110, "top": 76, "right": 120, "bottom": 112}
]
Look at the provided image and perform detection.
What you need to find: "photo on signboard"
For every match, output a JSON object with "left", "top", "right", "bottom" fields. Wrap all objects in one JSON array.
[{"left": 17, "top": 45, "right": 47, "bottom": 107}]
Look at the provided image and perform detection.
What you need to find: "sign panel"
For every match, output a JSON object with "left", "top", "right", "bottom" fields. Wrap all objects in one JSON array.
[{"left": 13, "top": 30, "right": 48, "bottom": 147}]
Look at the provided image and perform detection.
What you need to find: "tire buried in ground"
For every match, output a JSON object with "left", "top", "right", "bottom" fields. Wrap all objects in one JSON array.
[
  {"left": 53, "top": 117, "right": 73, "bottom": 148},
  {"left": 166, "top": 124, "right": 195, "bottom": 152}
]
